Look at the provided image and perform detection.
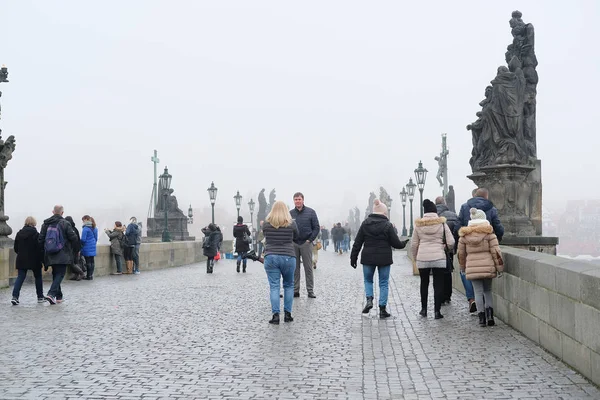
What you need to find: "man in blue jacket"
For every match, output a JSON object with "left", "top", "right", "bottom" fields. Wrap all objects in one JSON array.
[
  {"left": 290, "top": 192, "right": 320, "bottom": 298},
  {"left": 456, "top": 188, "right": 505, "bottom": 313}
]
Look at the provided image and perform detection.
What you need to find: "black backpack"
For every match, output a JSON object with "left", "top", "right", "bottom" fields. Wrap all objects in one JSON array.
[{"left": 119, "top": 233, "right": 129, "bottom": 248}]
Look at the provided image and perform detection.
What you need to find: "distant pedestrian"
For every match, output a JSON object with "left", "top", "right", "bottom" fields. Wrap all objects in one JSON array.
[
  {"left": 289, "top": 192, "right": 320, "bottom": 298},
  {"left": 233, "top": 216, "right": 252, "bottom": 273},
  {"left": 435, "top": 196, "right": 459, "bottom": 304},
  {"left": 262, "top": 201, "right": 299, "bottom": 324},
  {"left": 351, "top": 199, "right": 408, "bottom": 319},
  {"left": 11, "top": 217, "right": 44, "bottom": 305},
  {"left": 125, "top": 217, "right": 141, "bottom": 274},
  {"left": 331, "top": 223, "right": 345, "bottom": 255},
  {"left": 458, "top": 208, "right": 504, "bottom": 327},
  {"left": 202, "top": 223, "right": 222, "bottom": 274},
  {"left": 343, "top": 223, "right": 351, "bottom": 253},
  {"left": 65, "top": 216, "right": 84, "bottom": 281},
  {"left": 105, "top": 221, "right": 126, "bottom": 275},
  {"left": 39, "top": 205, "right": 79, "bottom": 304},
  {"left": 411, "top": 199, "right": 455, "bottom": 320},
  {"left": 320, "top": 226, "right": 330, "bottom": 251},
  {"left": 81, "top": 215, "right": 98, "bottom": 280}
]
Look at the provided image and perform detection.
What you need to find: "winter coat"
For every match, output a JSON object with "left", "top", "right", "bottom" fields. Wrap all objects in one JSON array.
[
  {"left": 263, "top": 221, "right": 299, "bottom": 257},
  {"left": 457, "top": 222, "right": 503, "bottom": 280},
  {"left": 14, "top": 226, "right": 43, "bottom": 270},
  {"left": 331, "top": 226, "right": 345, "bottom": 241},
  {"left": 457, "top": 197, "right": 504, "bottom": 241},
  {"left": 289, "top": 206, "right": 320, "bottom": 244},
  {"left": 321, "top": 228, "right": 329, "bottom": 241},
  {"left": 233, "top": 223, "right": 251, "bottom": 253},
  {"left": 125, "top": 223, "right": 140, "bottom": 248},
  {"left": 351, "top": 214, "right": 407, "bottom": 267},
  {"left": 203, "top": 229, "right": 222, "bottom": 258},
  {"left": 80, "top": 225, "right": 98, "bottom": 257},
  {"left": 411, "top": 213, "right": 455, "bottom": 262},
  {"left": 38, "top": 214, "right": 79, "bottom": 266},
  {"left": 106, "top": 228, "right": 125, "bottom": 256},
  {"left": 436, "top": 204, "right": 459, "bottom": 252}
]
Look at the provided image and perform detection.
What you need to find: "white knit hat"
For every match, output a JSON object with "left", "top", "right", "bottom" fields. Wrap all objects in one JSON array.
[{"left": 470, "top": 208, "right": 486, "bottom": 221}]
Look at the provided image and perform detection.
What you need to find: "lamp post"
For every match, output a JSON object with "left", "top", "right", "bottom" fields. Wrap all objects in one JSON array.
[
  {"left": 400, "top": 187, "right": 408, "bottom": 236},
  {"left": 407, "top": 178, "right": 416, "bottom": 236},
  {"left": 248, "top": 198, "right": 256, "bottom": 251},
  {"left": 414, "top": 160, "right": 428, "bottom": 218},
  {"left": 207, "top": 181, "right": 218, "bottom": 224},
  {"left": 160, "top": 166, "right": 172, "bottom": 242},
  {"left": 234, "top": 190, "right": 242, "bottom": 219},
  {"left": 188, "top": 204, "right": 193, "bottom": 225}
]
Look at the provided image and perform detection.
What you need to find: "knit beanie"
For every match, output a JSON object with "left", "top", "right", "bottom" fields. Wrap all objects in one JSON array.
[
  {"left": 470, "top": 208, "right": 487, "bottom": 221},
  {"left": 423, "top": 199, "right": 437, "bottom": 214},
  {"left": 372, "top": 199, "right": 388, "bottom": 216}
]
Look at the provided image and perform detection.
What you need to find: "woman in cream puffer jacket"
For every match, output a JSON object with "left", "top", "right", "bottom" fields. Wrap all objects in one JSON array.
[
  {"left": 411, "top": 199, "right": 455, "bottom": 320},
  {"left": 458, "top": 207, "right": 503, "bottom": 327}
]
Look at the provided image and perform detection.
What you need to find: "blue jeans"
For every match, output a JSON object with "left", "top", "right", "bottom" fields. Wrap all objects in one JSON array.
[
  {"left": 323, "top": 239, "right": 329, "bottom": 250},
  {"left": 12, "top": 268, "right": 44, "bottom": 300},
  {"left": 343, "top": 234, "right": 350, "bottom": 252},
  {"left": 133, "top": 245, "right": 140, "bottom": 271},
  {"left": 264, "top": 254, "right": 296, "bottom": 314},
  {"left": 237, "top": 252, "right": 247, "bottom": 267},
  {"left": 363, "top": 265, "right": 391, "bottom": 307},
  {"left": 460, "top": 271, "right": 475, "bottom": 300},
  {"left": 48, "top": 264, "right": 67, "bottom": 299}
]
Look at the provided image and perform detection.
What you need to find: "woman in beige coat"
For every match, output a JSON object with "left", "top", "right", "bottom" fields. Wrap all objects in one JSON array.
[
  {"left": 411, "top": 199, "right": 455, "bottom": 319},
  {"left": 458, "top": 208, "right": 503, "bottom": 327}
]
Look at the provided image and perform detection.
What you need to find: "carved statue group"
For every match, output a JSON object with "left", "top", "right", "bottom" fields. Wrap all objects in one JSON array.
[{"left": 468, "top": 11, "right": 538, "bottom": 171}]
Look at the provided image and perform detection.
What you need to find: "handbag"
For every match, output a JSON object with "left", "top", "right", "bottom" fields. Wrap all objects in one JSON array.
[
  {"left": 242, "top": 232, "right": 252, "bottom": 244},
  {"left": 441, "top": 224, "right": 454, "bottom": 272}
]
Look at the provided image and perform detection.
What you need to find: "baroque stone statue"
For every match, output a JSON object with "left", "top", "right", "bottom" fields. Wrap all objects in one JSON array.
[
  {"left": 0, "top": 134, "right": 16, "bottom": 243},
  {"left": 257, "top": 188, "right": 267, "bottom": 223},
  {"left": 445, "top": 185, "right": 456, "bottom": 213},
  {"left": 468, "top": 10, "right": 537, "bottom": 171},
  {"left": 266, "top": 189, "right": 276, "bottom": 215},
  {"left": 366, "top": 192, "right": 376, "bottom": 217}
]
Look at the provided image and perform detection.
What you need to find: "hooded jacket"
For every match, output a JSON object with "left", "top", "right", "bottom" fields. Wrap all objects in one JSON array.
[
  {"left": 351, "top": 214, "right": 407, "bottom": 267},
  {"left": 38, "top": 214, "right": 79, "bottom": 266},
  {"left": 203, "top": 228, "right": 223, "bottom": 258},
  {"left": 125, "top": 223, "right": 140, "bottom": 248},
  {"left": 14, "top": 226, "right": 43, "bottom": 270},
  {"left": 411, "top": 213, "right": 455, "bottom": 262},
  {"left": 80, "top": 225, "right": 98, "bottom": 257},
  {"left": 457, "top": 222, "right": 503, "bottom": 280},
  {"left": 106, "top": 227, "right": 125, "bottom": 256},
  {"left": 233, "top": 223, "right": 252, "bottom": 253},
  {"left": 457, "top": 197, "right": 504, "bottom": 240}
]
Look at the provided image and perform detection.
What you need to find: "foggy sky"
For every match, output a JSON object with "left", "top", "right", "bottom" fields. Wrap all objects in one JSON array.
[{"left": 1, "top": 1, "right": 599, "bottom": 236}]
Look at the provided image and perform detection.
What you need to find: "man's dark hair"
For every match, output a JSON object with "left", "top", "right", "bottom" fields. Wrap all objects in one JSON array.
[
  {"left": 293, "top": 192, "right": 304, "bottom": 199},
  {"left": 237, "top": 216, "right": 243, "bottom": 223}
]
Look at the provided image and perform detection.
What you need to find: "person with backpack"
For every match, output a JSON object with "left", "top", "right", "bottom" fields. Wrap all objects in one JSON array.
[
  {"left": 124, "top": 217, "right": 140, "bottom": 274},
  {"left": 105, "top": 221, "right": 126, "bottom": 275},
  {"left": 11, "top": 217, "right": 44, "bottom": 305},
  {"left": 202, "top": 223, "right": 222, "bottom": 274},
  {"left": 65, "top": 216, "right": 85, "bottom": 281},
  {"left": 80, "top": 215, "right": 98, "bottom": 280},
  {"left": 38, "top": 205, "right": 79, "bottom": 305},
  {"left": 126, "top": 217, "right": 142, "bottom": 274},
  {"left": 233, "top": 216, "right": 252, "bottom": 273}
]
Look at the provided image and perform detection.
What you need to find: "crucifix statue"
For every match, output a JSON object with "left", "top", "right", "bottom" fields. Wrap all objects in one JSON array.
[
  {"left": 151, "top": 150, "right": 160, "bottom": 214},
  {"left": 0, "top": 64, "right": 16, "bottom": 246},
  {"left": 435, "top": 133, "right": 449, "bottom": 198}
]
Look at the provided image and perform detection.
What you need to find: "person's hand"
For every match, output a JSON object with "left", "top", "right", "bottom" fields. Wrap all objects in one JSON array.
[{"left": 351, "top": 261, "right": 357, "bottom": 269}]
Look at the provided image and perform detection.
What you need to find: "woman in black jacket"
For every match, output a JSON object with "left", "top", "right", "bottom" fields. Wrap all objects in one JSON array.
[
  {"left": 202, "top": 223, "right": 222, "bottom": 274},
  {"left": 65, "top": 216, "right": 84, "bottom": 280},
  {"left": 11, "top": 217, "right": 44, "bottom": 305},
  {"left": 350, "top": 199, "right": 408, "bottom": 318},
  {"left": 233, "top": 216, "right": 252, "bottom": 273}
]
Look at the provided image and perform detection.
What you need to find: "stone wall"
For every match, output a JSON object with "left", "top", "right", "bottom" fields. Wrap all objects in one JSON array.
[
  {"left": 0, "top": 240, "right": 233, "bottom": 287},
  {"left": 452, "top": 247, "right": 600, "bottom": 386}
]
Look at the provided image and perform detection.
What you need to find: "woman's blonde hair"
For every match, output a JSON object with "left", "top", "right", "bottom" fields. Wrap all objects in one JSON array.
[
  {"left": 24, "top": 216, "right": 37, "bottom": 227},
  {"left": 266, "top": 201, "right": 293, "bottom": 229}
]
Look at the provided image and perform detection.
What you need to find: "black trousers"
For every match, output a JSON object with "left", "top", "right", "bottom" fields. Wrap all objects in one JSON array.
[
  {"left": 419, "top": 268, "right": 445, "bottom": 312},
  {"left": 443, "top": 271, "right": 453, "bottom": 302}
]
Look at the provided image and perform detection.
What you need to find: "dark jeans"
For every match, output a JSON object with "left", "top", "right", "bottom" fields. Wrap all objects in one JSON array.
[
  {"left": 48, "top": 264, "right": 67, "bottom": 299},
  {"left": 12, "top": 268, "right": 44, "bottom": 299},
  {"left": 114, "top": 254, "right": 123, "bottom": 273},
  {"left": 419, "top": 268, "right": 445, "bottom": 312},
  {"left": 206, "top": 257, "right": 214, "bottom": 272},
  {"left": 133, "top": 245, "right": 140, "bottom": 271},
  {"left": 84, "top": 256, "right": 95, "bottom": 278}
]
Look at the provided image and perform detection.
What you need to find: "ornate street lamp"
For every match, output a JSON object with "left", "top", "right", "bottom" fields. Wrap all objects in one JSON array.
[
  {"left": 414, "top": 160, "right": 428, "bottom": 218},
  {"left": 248, "top": 198, "right": 256, "bottom": 251},
  {"left": 207, "top": 181, "right": 218, "bottom": 224},
  {"left": 159, "top": 166, "right": 172, "bottom": 242},
  {"left": 234, "top": 190, "right": 242, "bottom": 219},
  {"left": 188, "top": 204, "right": 193, "bottom": 225},
  {"left": 400, "top": 187, "right": 408, "bottom": 236},
  {"left": 407, "top": 178, "right": 416, "bottom": 236}
]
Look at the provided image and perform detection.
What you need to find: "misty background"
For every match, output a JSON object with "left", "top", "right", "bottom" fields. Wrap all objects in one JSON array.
[{"left": 1, "top": 1, "right": 599, "bottom": 243}]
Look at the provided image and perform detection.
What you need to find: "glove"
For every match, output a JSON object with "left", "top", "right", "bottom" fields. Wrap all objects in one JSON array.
[{"left": 351, "top": 261, "right": 357, "bottom": 269}]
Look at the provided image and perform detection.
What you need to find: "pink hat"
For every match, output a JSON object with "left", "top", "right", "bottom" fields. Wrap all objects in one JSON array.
[{"left": 373, "top": 199, "right": 388, "bottom": 216}]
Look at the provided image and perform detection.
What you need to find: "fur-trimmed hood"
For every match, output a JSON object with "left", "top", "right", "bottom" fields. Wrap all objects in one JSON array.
[
  {"left": 414, "top": 214, "right": 446, "bottom": 227},
  {"left": 458, "top": 223, "right": 493, "bottom": 237}
]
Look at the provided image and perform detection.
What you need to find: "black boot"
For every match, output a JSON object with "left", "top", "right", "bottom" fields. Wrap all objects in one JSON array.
[
  {"left": 486, "top": 307, "right": 495, "bottom": 326},
  {"left": 269, "top": 313, "right": 280, "bottom": 325},
  {"left": 419, "top": 308, "right": 427, "bottom": 317},
  {"left": 284, "top": 311, "right": 293, "bottom": 322},
  {"left": 478, "top": 312, "right": 487, "bottom": 327},
  {"left": 434, "top": 311, "right": 444, "bottom": 319},
  {"left": 236, "top": 261, "right": 241, "bottom": 273},
  {"left": 242, "top": 263, "right": 246, "bottom": 273},
  {"left": 362, "top": 297, "right": 374, "bottom": 314},
  {"left": 379, "top": 306, "right": 391, "bottom": 319}
]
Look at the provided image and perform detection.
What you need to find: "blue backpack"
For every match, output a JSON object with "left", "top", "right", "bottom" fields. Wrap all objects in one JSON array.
[{"left": 45, "top": 223, "right": 65, "bottom": 254}]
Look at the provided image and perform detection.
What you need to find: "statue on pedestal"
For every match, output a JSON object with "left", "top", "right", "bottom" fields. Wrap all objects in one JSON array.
[
  {"left": 365, "top": 192, "right": 376, "bottom": 218},
  {"left": 0, "top": 134, "right": 16, "bottom": 245},
  {"left": 257, "top": 188, "right": 267, "bottom": 223}
]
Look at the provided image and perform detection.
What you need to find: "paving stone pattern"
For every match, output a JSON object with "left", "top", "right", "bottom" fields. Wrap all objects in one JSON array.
[{"left": 1, "top": 250, "right": 598, "bottom": 399}]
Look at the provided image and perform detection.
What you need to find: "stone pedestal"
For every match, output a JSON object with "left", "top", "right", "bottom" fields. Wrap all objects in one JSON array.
[
  {"left": 468, "top": 164, "right": 536, "bottom": 237},
  {"left": 146, "top": 213, "right": 195, "bottom": 242}
]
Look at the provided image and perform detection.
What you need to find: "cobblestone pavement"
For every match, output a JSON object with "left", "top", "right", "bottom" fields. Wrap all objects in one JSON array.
[{"left": 1, "top": 250, "right": 599, "bottom": 399}]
